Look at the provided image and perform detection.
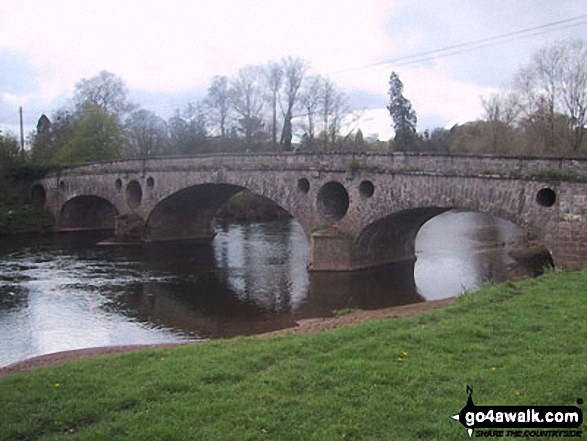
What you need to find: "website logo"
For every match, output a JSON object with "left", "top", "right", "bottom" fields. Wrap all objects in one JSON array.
[{"left": 451, "top": 385, "right": 584, "bottom": 438}]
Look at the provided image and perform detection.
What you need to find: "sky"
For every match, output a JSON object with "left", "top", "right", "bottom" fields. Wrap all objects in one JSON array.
[{"left": 1, "top": 0, "right": 587, "bottom": 144}]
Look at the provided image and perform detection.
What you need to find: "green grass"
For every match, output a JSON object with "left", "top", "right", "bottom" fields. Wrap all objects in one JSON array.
[{"left": 1, "top": 270, "right": 586, "bottom": 440}]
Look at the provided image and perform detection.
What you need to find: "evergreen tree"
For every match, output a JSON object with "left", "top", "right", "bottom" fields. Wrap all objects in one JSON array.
[{"left": 387, "top": 71, "right": 417, "bottom": 151}]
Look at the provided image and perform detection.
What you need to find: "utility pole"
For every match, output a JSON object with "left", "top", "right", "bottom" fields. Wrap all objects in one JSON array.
[{"left": 19, "top": 106, "right": 25, "bottom": 153}]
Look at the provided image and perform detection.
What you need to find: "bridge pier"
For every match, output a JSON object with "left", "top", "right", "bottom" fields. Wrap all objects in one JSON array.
[{"left": 309, "top": 232, "right": 354, "bottom": 271}]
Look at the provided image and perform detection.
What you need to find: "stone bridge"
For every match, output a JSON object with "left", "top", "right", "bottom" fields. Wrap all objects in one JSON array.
[{"left": 32, "top": 152, "right": 587, "bottom": 271}]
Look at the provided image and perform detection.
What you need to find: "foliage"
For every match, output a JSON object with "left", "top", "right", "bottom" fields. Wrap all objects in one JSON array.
[
  {"left": 0, "top": 207, "right": 54, "bottom": 234},
  {"left": 387, "top": 71, "right": 418, "bottom": 151},
  {"left": 53, "top": 104, "right": 127, "bottom": 165},
  {"left": 0, "top": 132, "right": 24, "bottom": 172},
  {"left": 30, "top": 108, "right": 75, "bottom": 164},
  {"left": 1, "top": 270, "right": 586, "bottom": 439}
]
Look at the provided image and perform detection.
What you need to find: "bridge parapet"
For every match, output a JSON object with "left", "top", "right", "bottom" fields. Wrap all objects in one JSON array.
[{"left": 53, "top": 152, "right": 587, "bottom": 181}]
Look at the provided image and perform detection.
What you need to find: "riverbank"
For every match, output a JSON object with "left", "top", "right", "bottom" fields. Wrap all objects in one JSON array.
[
  {"left": 1, "top": 268, "right": 585, "bottom": 440},
  {"left": 0, "top": 297, "right": 454, "bottom": 378},
  {"left": 0, "top": 206, "right": 54, "bottom": 235}
]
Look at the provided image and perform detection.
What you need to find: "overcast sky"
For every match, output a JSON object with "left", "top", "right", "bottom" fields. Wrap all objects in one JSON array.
[{"left": 1, "top": 0, "right": 587, "bottom": 142}]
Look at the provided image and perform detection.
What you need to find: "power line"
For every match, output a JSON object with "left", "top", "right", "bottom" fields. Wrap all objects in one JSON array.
[
  {"left": 331, "top": 13, "right": 587, "bottom": 75},
  {"left": 391, "top": 20, "right": 587, "bottom": 68}
]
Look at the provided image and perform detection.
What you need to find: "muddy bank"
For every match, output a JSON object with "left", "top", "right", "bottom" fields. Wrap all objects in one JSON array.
[{"left": 0, "top": 297, "right": 455, "bottom": 379}]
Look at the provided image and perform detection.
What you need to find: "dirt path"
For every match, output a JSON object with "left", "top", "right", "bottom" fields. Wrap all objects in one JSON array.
[{"left": 0, "top": 297, "right": 455, "bottom": 379}]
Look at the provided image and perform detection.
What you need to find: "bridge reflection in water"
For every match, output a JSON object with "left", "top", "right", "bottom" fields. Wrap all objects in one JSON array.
[
  {"left": 114, "top": 209, "right": 531, "bottom": 338},
  {"left": 0, "top": 209, "right": 540, "bottom": 366}
]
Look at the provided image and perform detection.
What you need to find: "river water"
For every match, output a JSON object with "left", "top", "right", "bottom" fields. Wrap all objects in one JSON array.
[{"left": 0, "top": 210, "right": 529, "bottom": 367}]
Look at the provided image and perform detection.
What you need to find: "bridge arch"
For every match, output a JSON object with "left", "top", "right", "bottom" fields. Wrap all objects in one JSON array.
[
  {"left": 59, "top": 195, "right": 119, "bottom": 231},
  {"left": 144, "top": 183, "right": 302, "bottom": 243},
  {"left": 351, "top": 201, "right": 545, "bottom": 270},
  {"left": 352, "top": 208, "right": 450, "bottom": 269}
]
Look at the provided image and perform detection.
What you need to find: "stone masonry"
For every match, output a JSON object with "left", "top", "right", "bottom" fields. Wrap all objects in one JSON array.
[{"left": 33, "top": 152, "right": 587, "bottom": 271}]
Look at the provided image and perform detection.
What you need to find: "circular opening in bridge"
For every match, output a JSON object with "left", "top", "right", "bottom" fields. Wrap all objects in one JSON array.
[
  {"left": 30, "top": 184, "right": 46, "bottom": 207},
  {"left": 59, "top": 181, "right": 65, "bottom": 190},
  {"left": 536, "top": 188, "right": 556, "bottom": 207},
  {"left": 359, "top": 180, "right": 375, "bottom": 198},
  {"left": 126, "top": 180, "right": 143, "bottom": 209},
  {"left": 297, "top": 178, "right": 310, "bottom": 194},
  {"left": 147, "top": 177, "right": 155, "bottom": 189},
  {"left": 115, "top": 178, "right": 122, "bottom": 190},
  {"left": 317, "top": 181, "right": 349, "bottom": 221}
]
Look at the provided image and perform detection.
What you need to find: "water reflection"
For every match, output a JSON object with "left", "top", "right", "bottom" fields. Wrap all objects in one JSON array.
[
  {"left": 415, "top": 210, "right": 525, "bottom": 299},
  {"left": 0, "top": 210, "right": 534, "bottom": 367}
]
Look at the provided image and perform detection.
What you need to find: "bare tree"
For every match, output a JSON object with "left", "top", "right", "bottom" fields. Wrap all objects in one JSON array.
[
  {"left": 481, "top": 92, "right": 522, "bottom": 154},
  {"left": 328, "top": 89, "right": 350, "bottom": 146},
  {"left": 280, "top": 57, "right": 306, "bottom": 150},
  {"left": 559, "top": 38, "right": 587, "bottom": 152},
  {"left": 319, "top": 78, "right": 336, "bottom": 149},
  {"left": 299, "top": 75, "right": 323, "bottom": 144},
  {"left": 514, "top": 38, "right": 587, "bottom": 154},
  {"left": 230, "top": 65, "right": 266, "bottom": 145},
  {"left": 73, "top": 70, "right": 135, "bottom": 120},
  {"left": 168, "top": 101, "right": 208, "bottom": 154},
  {"left": 206, "top": 75, "right": 231, "bottom": 138},
  {"left": 266, "top": 62, "right": 283, "bottom": 149},
  {"left": 126, "top": 108, "right": 169, "bottom": 157}
]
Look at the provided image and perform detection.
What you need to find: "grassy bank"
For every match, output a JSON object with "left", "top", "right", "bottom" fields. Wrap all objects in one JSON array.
[{"left": 1, "top": 270, "right": 586, "bottom": 440}]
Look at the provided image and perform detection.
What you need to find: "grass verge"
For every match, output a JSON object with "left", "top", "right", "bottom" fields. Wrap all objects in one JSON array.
[{"left": 1, "top": 269, "right": 586, "bottom": 440}]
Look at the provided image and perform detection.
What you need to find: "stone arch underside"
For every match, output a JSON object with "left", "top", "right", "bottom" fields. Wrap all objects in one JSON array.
[
  {"left": 352, "top": 208, "right": 451, "bottom": 269},
  {"left": 144, "top": 183, "right": 298, "bottom": 243},
  {"left": 59, "top": 195, "right": 119, "bottom": 231},
  {"left": 145, "top": 184, "right": 244, "bottom": 242}
]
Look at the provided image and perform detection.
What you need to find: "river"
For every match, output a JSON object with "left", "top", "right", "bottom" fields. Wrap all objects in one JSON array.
[{"left": 0, "top": 210, "right": 533, "bottom": 367}]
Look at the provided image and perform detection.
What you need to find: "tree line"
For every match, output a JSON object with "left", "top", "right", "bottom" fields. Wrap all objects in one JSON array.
[
  {"left": 390, "top": 37, "right": 587, "bottom": 157},
  {"left": 29, "top": 57, "right": 355, "bottom": 165},
  {"left": 6, "top": 37, "right": 586, "bottom": 169}
]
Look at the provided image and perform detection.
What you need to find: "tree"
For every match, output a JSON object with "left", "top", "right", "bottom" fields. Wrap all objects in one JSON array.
[
  {"left": 327, "top": 89, "right": 350, "bottom": 147},
  {"left": 514, "top": 38, "right": 587, "bottom": 154},
  {"left": 229, "top": 65, "right": 266, "bottom": 146},
  {"left": 168, "top": 101, "right": 208, "bottom": 155},
  {"left": 206, "top": 75, "right": 231, "bottom": 138},
  {"left": 126, "top": 108, "right": 169, "bottom": 157},
  {"left": 387, "top": 71, "right": 417, "bottom": 151},
  {"left": 30, "top": 108, "right": 74, "bottom": 164},
  {"left": 73, "top": 70, "right": 134, "bottom": 119},
  {"left": 300, "top": 75, "right": 323, "bottom": 146},
  {"left": 480, "top": 92, "right": 522, "bottom": 154},
  {"left": 0, "top": 133, "right": 25, "bottom": 207},
  {"left": 559, "top": 38, "right": 587, "bottom": 152},
  {"left": 280, "top": 57, "right": 306, "bottom": 150},
  {"left": 266, "top": 62, "right": 283, "bottom": 149},
  {"left": 319, "top": 78, "right": 336, "bottom": 149},
  {"left": 54, "top": 104, "right": 127, "bottom": 165}
]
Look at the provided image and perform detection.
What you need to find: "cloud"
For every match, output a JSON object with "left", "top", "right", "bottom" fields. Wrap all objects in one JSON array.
[
  {"left": 0, "top": 0, "right": 399, "bottom": 97},
  {"left": 2, "top": 0, "right": 586, "bottom": 139}
]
